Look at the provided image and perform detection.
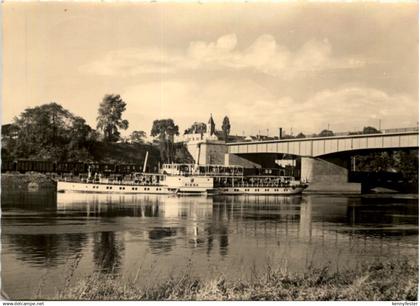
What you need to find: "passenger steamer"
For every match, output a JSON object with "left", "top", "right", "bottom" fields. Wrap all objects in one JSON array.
[
  {"left": 57, "top": 153, "right": 215, "bottom": 195},
  {"left": 56, "top": 173, "right": 214, "bottom": 195},
  {"left": 57, "top": 158, "right": 307, "bottom": 196},
  {"left": 162, "top": 163, "right": 308, "bottom": 195}
]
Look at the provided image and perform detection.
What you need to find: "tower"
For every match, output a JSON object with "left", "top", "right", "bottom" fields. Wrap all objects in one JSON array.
[{"left": 207, "top": 114, "right": 215, "bottom": 136}]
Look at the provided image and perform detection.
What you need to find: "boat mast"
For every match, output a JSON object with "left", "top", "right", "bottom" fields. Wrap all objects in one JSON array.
[{"left": 143, "top": 151, "right": 149, "bottom": 173}]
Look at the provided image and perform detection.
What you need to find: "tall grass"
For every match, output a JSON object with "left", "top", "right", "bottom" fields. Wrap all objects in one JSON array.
[{"left": 52, "top": 256, "right": 418, "bottom": 301}]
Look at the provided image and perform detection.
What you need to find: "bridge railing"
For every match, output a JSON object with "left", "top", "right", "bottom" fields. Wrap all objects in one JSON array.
[
  {"left": 230, "top": 126, "right": 418, "bottom": 143},
  {"left": 381, "top": 127, "right": 419, "bottom": 134},
  {"left": 315, "top": 127, "right": 419, "bottom": 137}
]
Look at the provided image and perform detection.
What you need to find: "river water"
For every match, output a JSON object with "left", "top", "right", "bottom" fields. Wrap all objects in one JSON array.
[{"left": 1, "top": 190, "right": 418, "bottom": 299}]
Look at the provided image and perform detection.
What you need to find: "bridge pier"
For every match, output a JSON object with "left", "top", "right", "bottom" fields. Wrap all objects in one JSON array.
[{"left": 301, "top": 157, "right": 361, "bottom": 194}]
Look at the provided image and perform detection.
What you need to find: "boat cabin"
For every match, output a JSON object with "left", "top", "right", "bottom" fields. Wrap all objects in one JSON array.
[{"left": 161, "top": 163, "right": 244, "bottom": 176}]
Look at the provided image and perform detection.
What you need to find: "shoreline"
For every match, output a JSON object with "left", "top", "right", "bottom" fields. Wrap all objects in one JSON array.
[{"left": 2, "top": 172, "right": 418, "bottom": 197}]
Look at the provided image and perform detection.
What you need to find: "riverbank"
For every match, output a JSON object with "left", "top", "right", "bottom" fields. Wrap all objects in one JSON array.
[
  {"left": 53, "top": 258, "right": 417, "bottom": 301},
  {"left": 1, "top": 172, "right": 56, "bottom": 191}
]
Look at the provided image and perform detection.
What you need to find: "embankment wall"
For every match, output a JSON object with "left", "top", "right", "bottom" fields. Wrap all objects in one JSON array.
[{"left": 1, "top": 173, "right": 56, "bottom": 192}]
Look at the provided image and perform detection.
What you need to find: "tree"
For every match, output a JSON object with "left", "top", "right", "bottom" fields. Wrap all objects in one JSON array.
[
  {"left": 1, "top": 124, "right": 20, "bottom": 159},
  {"left": 363, "top": 126, "right": 381, "bottom": 134},
  {"left": 96, "top": 94, "right": 129, "bottom": 142},
  {"left": 393, "top": 150, "right": 418, "bottom": 179},
  {"left": 9, "top": 102, "right": 95, "bottom": 161},
  {"left": 67, "top": 116, "right": 97, "bottom": 160},
  {"left": 184, "top": 122, "right": 206, "bottom": 135},
  {"left": 151, "top": 119, "right": 179, "bottom": 163},
  {"left": 296, "top": 132, "right": 306, "bottom": 139},
  {"left": 130, "top": 130, "right": 147, "bottom": 143},
  {"left": 318, "top": 129, "right": 334, "bottom": 137},
  {"left": 222, "top": 116, "right": 231, "bottom": 142},
  {"left": 70, "top": 117, "right": 93, "bottom": 148},
  {"left": 1, "top": 123, "right": 19, "bottom": 139},
  {"left": 355, "top": 150, "right": 418, "bottom": 179}
]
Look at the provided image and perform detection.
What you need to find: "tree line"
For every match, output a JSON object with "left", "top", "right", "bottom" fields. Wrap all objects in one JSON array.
[
  {"left": 2, "top": 95, "right": 144, "bottom": 162},
  {"left": 1, "top": 94, "right": 233, "bottom": 163},
  {"left": 289, "top": 126, "right": 381, "bottom": 139}
]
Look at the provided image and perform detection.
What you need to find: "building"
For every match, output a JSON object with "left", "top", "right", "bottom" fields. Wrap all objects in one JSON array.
[{"left": 175, "top": 114, "right": 219, "bottom": 143}]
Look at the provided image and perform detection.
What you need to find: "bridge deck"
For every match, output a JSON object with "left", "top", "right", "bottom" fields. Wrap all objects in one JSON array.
[{"left": 227, "top": 131, "right": 418, "bottom": 157}]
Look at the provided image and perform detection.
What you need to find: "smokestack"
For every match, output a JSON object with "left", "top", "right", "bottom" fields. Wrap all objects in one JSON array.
[
  {"left": 196, "top": 143, "right": 201, "bottom": 165},
  {"left": 279, "top": 128, "right": 283, "bottom": 139}
]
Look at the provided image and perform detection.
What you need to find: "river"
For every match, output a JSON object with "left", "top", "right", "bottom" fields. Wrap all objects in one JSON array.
[{"left": 1, "top": 190, "right": 418, "bottom": 299}]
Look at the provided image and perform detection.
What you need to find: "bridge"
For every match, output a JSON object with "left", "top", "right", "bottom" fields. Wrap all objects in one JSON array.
[
  {"left": 224, "top": 128, "right": 418, "bottom": 193},
  {"left": 227, "top": 129, "right": 418, "bottom": 157}
]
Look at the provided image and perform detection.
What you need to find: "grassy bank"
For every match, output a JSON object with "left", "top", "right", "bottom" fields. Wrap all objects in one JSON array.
[
  {"left": 79, "top": 141, "right": 193, "bottom": 165},
  {"left": 54, "top": 258, "right": 418, "bottom": 301},
  {"left": 89, "top": 142, "right": 160, "bottom": 165}
]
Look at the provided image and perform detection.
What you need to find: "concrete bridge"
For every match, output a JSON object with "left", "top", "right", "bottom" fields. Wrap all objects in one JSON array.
[
  {"left": 183, "top": 128, "right": 418, "bottom": 193},
  {"left": 225, "top": 129, "right": 418, "bottom": 193},
  {"left": 227, "top": 129, "right": 418, "bottom": 157}
]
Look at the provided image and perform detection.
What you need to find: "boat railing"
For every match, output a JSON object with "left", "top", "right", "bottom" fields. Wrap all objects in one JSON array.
[
  {"left": 61, "top": 177, "right": 164, "bottom": 186},
  {"left": 215, "top": 181, "right": 304, "bottom": 188}
]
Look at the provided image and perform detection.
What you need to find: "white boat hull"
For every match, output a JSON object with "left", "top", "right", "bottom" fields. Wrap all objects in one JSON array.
[
  {"left": 57, "top": 177, "right": 305, "bottom": 196},
  {"left": 165, "top": 176, "right": 214, "bottom": 195},
  {"left": 57, "top": 181, "right": 172, "bottom": 194},
  {"left": 218, "top": 186, "right": 306, "bottom": 195}
]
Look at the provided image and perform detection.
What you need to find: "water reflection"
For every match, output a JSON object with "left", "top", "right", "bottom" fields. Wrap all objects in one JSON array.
[
  {"left": 2, "top": 190, "right": 87, "bottom": 267},
  {"left": 4, "top": 233, "right": 87, "bottom": 267},
  {"left": 93, "top": 231, "right": 124, "bottom": 274},
  {"left": 53, "top": 192, "right": 418, "bottom": 248},
  {"left": 344, "top": 196, "right": 419, "bottom": 237},
  {"left": 2, "top": 190, "right": 57, "bottom": 211},
  {"left": 299, "top": 200, "right": 312, "bottom": 241},
  {"left": 2, "top": 190, "right": 418, "bottom": 299},
  {"left": 207, "top": 204, "right": 230, "bottom": 256},
  {"left": 57, "top": 193, "right": 162, "bottom": 218},
  {"left": 148, "top": 228, "right": 177, "bottom": 254}
]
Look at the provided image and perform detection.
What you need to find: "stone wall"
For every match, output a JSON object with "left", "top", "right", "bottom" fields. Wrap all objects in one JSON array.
[
  {"left": 186, "top": 140, "right": 228, "bottom": 165},
  {"left": 201, "top": 142, "right": 227, "bottom": 164},
  {"left": 1, "top": 172, "right": 56, "bottom": 192}
]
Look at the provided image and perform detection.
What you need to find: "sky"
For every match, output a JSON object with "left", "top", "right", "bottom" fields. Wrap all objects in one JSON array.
[{"left": 2, "top": 1, "right": 419, "bottom": 137}]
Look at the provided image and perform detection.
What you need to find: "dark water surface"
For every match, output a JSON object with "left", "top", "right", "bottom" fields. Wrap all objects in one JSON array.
[{"left": 1, "top": 190, "right": 418, "bottom": 299}]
